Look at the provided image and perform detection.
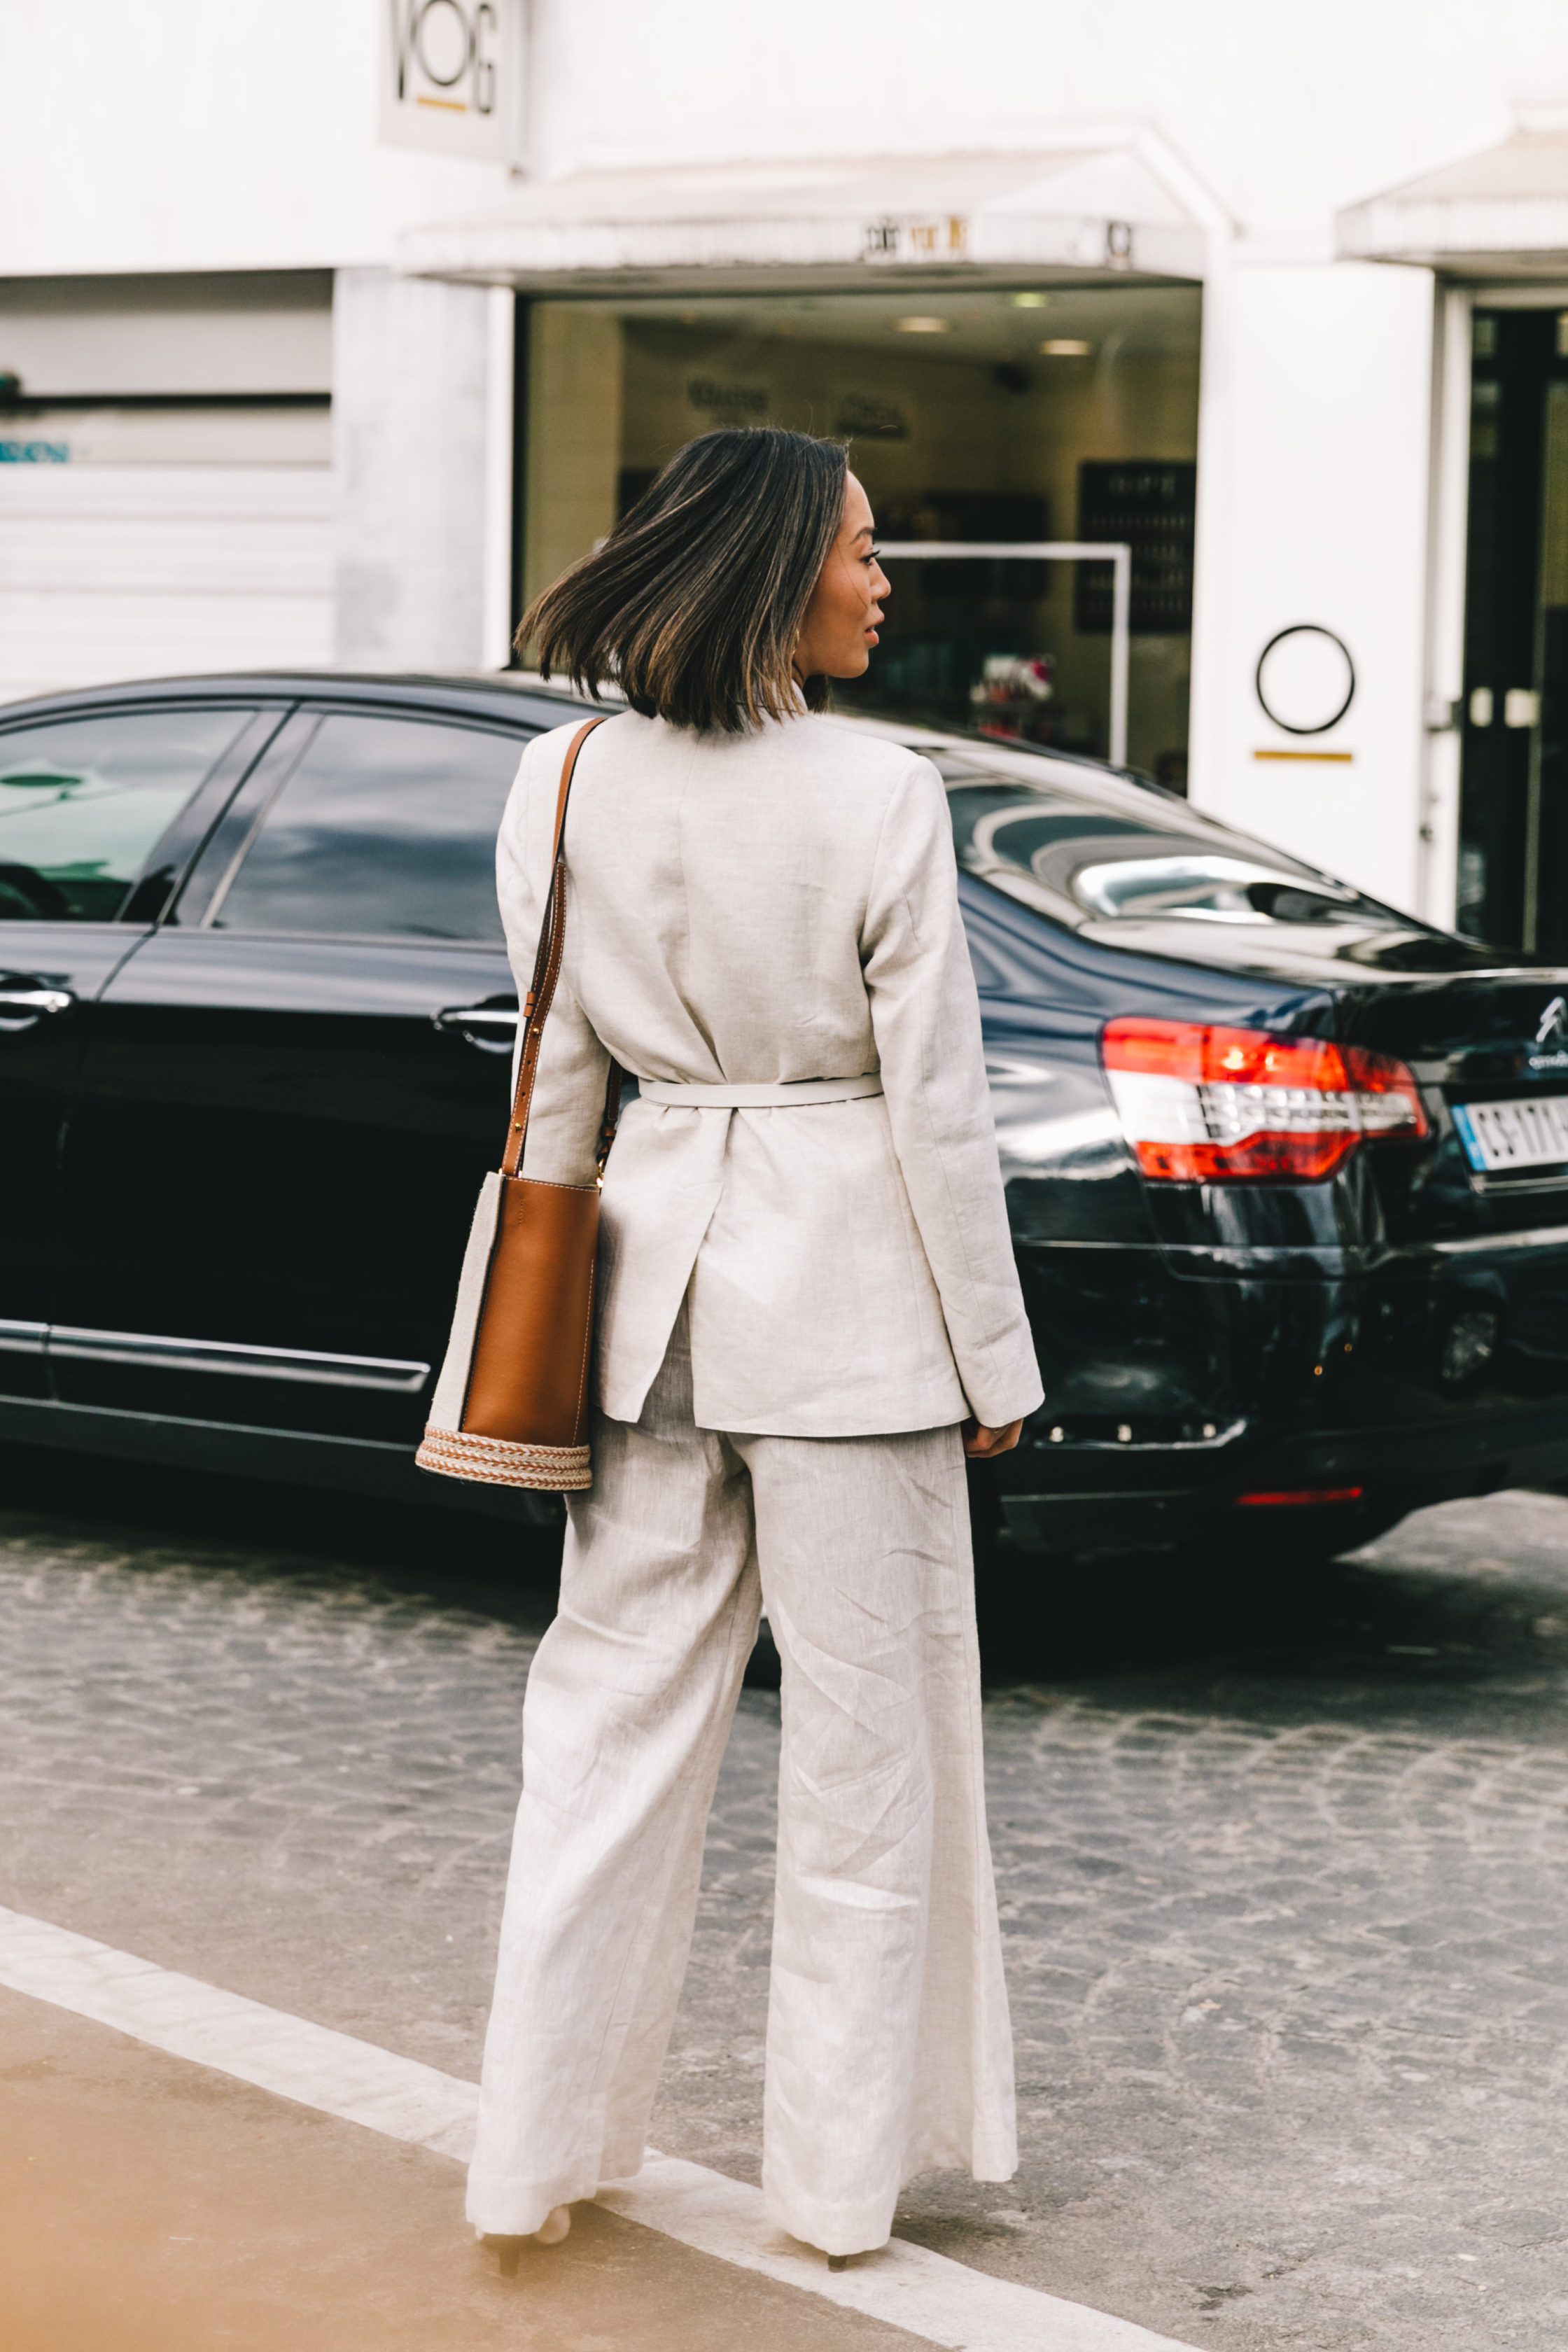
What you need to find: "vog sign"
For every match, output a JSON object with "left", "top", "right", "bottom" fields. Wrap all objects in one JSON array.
[{"left": 379, "top": 0, "right": 516, "bottom": 160}]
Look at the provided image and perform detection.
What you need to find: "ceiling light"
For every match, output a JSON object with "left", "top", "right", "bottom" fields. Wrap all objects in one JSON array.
[
  {"left": 1040, "top": 339, "right": 1093, "bottom": 356},
  {"left": 1009, "top": 292, "right": 1049, "bottom": 309},
  {"left": 896, "top": 316, "right": 950, "bottom": 333}
]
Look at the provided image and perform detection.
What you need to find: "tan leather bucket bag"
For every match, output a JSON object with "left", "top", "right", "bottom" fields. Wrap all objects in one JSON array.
[{"left": 416, "top": 715, "right": 618, "bottom": 1491}]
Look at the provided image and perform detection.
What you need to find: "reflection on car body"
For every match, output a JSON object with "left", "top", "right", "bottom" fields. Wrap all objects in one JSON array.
[{"left": 4, "top": 667, "right": 1568, "bottom": 1562}]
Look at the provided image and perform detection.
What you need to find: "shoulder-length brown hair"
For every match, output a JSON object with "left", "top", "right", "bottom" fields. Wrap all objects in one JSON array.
[{"left": 516, "top": 427, "right": 848, "bottom": 733}]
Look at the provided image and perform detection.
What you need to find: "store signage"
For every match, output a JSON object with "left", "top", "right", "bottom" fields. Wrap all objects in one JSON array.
[
  {"left": 0, "top": 440, "right": 70, "bottom": 463},
  {"left": 379, "top": 0, "right": 516, "bottom": 160},
  {"left": 863, "top": 216, "right": 969, "bottom": 264},
  {"left": 686, "top": 379, "right": 769, "bottom": 419},
  {"left": 833, "top": 393, "right": 909, "bottom": 441}
]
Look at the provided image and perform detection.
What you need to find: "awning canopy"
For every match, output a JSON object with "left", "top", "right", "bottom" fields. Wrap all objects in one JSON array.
[
  {"left": 1339, "top": 127, "right": 1568, "bottom": 276},
  {"left": 400, "top": 148, "right": 1208, "bottom": 294}
]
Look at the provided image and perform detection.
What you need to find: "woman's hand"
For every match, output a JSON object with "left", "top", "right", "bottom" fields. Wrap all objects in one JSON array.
[{"left": 962, "top": 1418, "right": 1023, "bottom": 1460}]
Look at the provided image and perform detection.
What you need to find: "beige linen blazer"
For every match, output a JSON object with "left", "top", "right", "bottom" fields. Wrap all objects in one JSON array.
[{"left": 498, "top": 710, "right": 1044, "bottom": 1438}]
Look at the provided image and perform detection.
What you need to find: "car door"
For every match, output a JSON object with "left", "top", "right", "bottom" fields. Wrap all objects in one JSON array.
[
  {"left": 0, "top": 701, "right": 267, "bottom": 1400},
  {"left": 53, "top": 702, "right": 535, "bottom": 1445}
]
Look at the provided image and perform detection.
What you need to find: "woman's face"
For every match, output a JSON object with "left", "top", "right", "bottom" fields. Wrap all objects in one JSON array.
[{"left": 794, "top": 473, "right": 890, "bottom": 681}]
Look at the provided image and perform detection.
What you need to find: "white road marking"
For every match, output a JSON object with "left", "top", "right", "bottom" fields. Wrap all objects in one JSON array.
[
  {"left": 598, "top": 2152, "right": 1201, "bottom": 2352},
  {"left": 0, "top": 1901, "right": 477, "bottom": 2159},
  {"left": 0, "top": 1903, "right": 1200, "bottom": 2352}
]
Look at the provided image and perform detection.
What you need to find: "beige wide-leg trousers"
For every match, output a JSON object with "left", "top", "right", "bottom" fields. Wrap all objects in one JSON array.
[{"left": 465, "top": 1310, "right": 1017, "bottom": 2257}]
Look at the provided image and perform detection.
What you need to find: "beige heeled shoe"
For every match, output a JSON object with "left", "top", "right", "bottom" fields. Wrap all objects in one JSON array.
[{"left": 480, "top": 2205, "right": 572, "bottom": 2275}]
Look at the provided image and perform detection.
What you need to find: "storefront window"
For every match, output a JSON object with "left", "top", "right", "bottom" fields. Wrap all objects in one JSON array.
[{"left": 519, "top": 285, "right": 1200, "bottom": 783}]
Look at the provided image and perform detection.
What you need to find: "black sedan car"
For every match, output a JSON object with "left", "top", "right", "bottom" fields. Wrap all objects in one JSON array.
[{"left": 5, "top": 667, "right": 1568, "bottom": 1560}]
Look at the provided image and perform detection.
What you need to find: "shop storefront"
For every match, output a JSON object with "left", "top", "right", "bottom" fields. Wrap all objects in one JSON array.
[
  {"left": 405, "top": 148, "right": 1209, "bottom": 781},
  {"left": 13, "top": 6, "right": 1568, "bottom": 943},
  {"left": 512, "top": 284, "right": 1197, "bottom": 777}
]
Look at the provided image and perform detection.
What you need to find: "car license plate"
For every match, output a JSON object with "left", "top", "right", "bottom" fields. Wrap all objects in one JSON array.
[{"left": 1452, "top": 1093, "right": 1568, "bottom": 1174}]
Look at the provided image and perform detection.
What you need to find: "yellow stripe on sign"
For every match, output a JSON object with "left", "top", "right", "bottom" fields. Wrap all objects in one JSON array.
[
  {"left": 416, "top": 94, "right": 467, "bottom": 111},
  {"left": 1253, "top": 748, "right": 1354, "bottom": 762}
]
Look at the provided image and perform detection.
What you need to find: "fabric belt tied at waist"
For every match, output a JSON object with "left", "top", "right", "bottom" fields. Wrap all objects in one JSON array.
[{"left": 639, "top": 1073, "right": 883, "bottom": 1107}]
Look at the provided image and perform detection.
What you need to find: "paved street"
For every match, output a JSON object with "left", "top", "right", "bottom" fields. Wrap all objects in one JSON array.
[{"left": 6, "top": 1446, "right": 1568, "bottom": 2347}]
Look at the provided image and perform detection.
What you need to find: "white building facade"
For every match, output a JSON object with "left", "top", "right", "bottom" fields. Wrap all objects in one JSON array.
[{"left": 5, "top": 0, "right": 1568, "bottom": 948}]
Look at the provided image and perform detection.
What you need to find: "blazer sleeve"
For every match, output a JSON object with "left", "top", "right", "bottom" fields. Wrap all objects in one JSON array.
[
  {"left": 862, "top": 757, "right": 1045, "bottom": 1429},
  {"left": 493, "top": 730, "right": 612, "bottom": 1188}
]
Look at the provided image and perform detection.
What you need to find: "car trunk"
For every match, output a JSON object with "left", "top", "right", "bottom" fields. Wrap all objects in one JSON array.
[
  {"left": 1084, "top": 916, "right": 1568, "bottom": 1250},
  {"left": 1107, "top": 920, "right": 1568, "bottom": 1447}
]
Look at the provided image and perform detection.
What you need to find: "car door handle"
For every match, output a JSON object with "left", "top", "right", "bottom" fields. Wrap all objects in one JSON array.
[
  {"left": 0, "top": 986, "right": 75, "bottom": 1032},
  {"left": 432, "top": 1003, "right": 519, "bottom": 1056}
]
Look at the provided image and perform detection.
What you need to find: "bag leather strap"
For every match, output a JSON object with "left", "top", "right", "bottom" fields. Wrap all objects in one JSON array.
[{"left": 503, "top": 714, "right": 622, "bottom": 1180}]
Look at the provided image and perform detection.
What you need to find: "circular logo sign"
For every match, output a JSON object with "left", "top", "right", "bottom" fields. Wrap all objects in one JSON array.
[{"left": 1255, "top": 624, "right": 1355, "bottom": 736}]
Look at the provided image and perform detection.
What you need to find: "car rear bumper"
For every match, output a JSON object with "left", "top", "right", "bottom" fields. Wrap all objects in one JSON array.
[
  {"left": 995, "top": 1390, "right": 1568, "bottom": 1553},
  {"left": 1002, "top": 1228, "right": 1568, "bottom": 1553}
]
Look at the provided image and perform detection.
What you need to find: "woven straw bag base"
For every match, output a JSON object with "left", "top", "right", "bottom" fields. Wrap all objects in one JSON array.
[{"left": 415, "top": 1426, "right": 592, "bottom": 1492}]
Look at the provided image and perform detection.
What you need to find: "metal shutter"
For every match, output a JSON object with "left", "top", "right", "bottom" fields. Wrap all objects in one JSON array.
[{"left": 0, "top": 405, "right": 332, "bottom": 704}]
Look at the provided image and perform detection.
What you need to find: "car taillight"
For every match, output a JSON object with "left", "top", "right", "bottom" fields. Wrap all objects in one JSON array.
[{"left": 1100, "top": 1018, "right": 1428, "bottom": 1182}]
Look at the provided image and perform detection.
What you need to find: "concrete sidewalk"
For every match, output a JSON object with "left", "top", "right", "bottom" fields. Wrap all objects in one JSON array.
[
  {"left": 0, "top": 1984, "right": 932, "bottom": 2352},
  {"left": 0, "top": 1910, "right": 1197, "bottom": 2352}
]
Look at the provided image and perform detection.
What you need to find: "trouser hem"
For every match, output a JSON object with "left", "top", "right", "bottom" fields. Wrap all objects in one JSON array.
[
  {"left": 466, "top": 2162, "right": 603, "bottom": 2239},
  {"left": 763, "top": 2148, "right": 1017, "bottom": 2259}
]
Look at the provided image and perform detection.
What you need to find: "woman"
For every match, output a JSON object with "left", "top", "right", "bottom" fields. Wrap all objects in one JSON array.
[{"left": 466, "top": 426, "right": 1043, "bottom": 2269}]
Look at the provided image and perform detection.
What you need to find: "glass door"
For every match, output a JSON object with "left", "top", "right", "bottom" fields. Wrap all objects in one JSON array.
[{"left": 1459, "top": 307, "right": 1568, "bottom": 955}]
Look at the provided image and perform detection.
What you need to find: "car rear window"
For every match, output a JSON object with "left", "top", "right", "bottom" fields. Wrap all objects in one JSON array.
[{"left": 932, "top": 756, "right": 1404, "bottom": 931}]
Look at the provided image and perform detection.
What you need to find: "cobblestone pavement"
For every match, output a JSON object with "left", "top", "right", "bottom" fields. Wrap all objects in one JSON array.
[{"left": 8, "top": 1448, "right": 1568, "bottom": 2349}]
